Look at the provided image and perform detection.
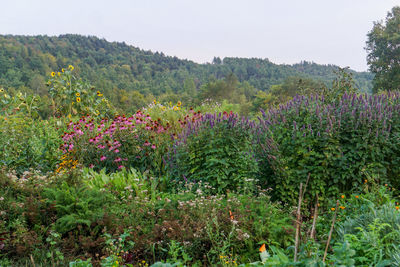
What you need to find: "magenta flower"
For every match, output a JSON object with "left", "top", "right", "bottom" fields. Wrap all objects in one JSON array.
[
  {"left": 144, "top": 140, "right": 150, "bottom": 146},
  {"left": 118, "top": 165, "right": 124, "bottom": 170},
  {"left": 100, "top": 155, "right": 107, "bottom": 161},
  {"left": 151, "top": 144, "right": 156, "bottom": 149},
  {"left": 114, "top": 149, "right": 120, "bottom": 153},
  {"left": 114, "top": 157, "right": 122, "bottom": 162}
]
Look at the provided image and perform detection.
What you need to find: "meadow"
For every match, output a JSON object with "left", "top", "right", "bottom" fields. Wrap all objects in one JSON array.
[{"left": 1, "top": 66, "right": 400, "bottom": 267}]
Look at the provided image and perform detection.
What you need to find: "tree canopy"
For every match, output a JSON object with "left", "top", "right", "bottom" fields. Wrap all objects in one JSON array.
[{"left": 366, "top": 6, "right": 400, "bottom": 92}]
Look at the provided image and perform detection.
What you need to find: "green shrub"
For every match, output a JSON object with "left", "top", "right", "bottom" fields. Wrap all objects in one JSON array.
[
  {"left": 256, "top": 92, "right": 400, "bottom": 204},
  {"left": 82, "top": 167, "right": 159, "bottom": 200},
  {"left": 168, "top": 112, "right": 258, "bottom": 193},
  {"left": 42, "top": 183, "right": 114, "bottom": 234},
  {"left": 0, "top": 115, "right": 63, "bottom": 173}
]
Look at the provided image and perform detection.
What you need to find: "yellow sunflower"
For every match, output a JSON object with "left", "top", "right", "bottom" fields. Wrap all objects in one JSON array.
[
  {"left": 61, "top": 68, "right": 65, "bottom": 73},
  {"left": 76, "top": 92, "right": 80, "bottom": 97},
  {"left": 68, "top": 65, "right": 74, "bottom": 71},
  {"left": 51, "top": 72, "right": 55, "bottom": 77},
  {"left": 57, "top": 72, "right": 61, "bottom": 76},
  {"left": 76, "top": 97, "right": 81, "bottom": 103},
  {"left": 177, "top": 101, "right": 182, "bottom": 107}
]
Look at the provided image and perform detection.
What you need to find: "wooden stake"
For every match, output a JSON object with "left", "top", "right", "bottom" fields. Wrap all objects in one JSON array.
[
  {"left": 29, "top": 255, "right": 35, "bottom": 267},
  {"left": 323, "top": 200, "right": 339, "bottom": 262},
  {"left": 294, "top": 183, "right": 303, "bottom": 262},
  {"left": 310, "top": 194, "right": 319, "bottom": 240},
  {"left": 294, "top": 174, "right": 310, "bottom": 262}
]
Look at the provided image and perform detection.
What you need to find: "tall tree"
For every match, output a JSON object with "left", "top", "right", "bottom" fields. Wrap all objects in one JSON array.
[{"left": 366, "top": 6, "right": 400, "bottom": 92}]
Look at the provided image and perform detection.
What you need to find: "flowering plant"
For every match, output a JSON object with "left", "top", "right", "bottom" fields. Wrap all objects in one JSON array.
[
  {"left": 47, "top": 66, "right": 112, "bottom": 118},
  {"left": 59, "top": 111, "right": 171, "bottom": 173}
]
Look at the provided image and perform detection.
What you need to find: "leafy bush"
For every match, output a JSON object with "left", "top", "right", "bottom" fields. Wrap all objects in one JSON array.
[
  {"left": 167, "top": 112, "right": 258, "bottom": 193},
  {"left": 256, "top": 92, "right": 400, "bottom": 203},
  {"left": 0, "top": 115, "right": 63, "bottom": 173},
  {"left": 42, "top": 183, "right": 115, "bottom": 234},
  {"left": 82, "top": 167, "right": 159, "bottom": 200},
  {"left": 334, "top": 187, "right": 400, "bottom": 265}
]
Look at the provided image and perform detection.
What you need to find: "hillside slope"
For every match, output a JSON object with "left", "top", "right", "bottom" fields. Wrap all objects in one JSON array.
[{"left": 0, "top": 34, "right": 373, "bottom": 99}]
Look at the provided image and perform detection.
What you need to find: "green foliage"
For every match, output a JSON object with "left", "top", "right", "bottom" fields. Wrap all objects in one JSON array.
[
  {"left": 42, "top": 183, "right": 114, "bottom": 234},
  {"left": 256, "top": 91, "right": 400, "bottom": 204},
  {"left": 170, "top": 113, "right": 258, "bottom": 193},
  {"left": 101, "top": 230, "right": 135, "bottom": 267},
  {"left": 0, "top": 115, "right": 63, "bottom": 173},
  {"left": 366, "top": 6, "right": 400, "bottom": 92},
  {"left": 47, "top": 66, "right": 114, "bottom": 118},
  {"left": 46, "top": 231, "right": 65, "bottom": 265},
  {"left": 0, "top": 88, "right": 41, "bottom": 117},
  {"left": 82, "top": 167, "right": 159, "bottom": 200},
  {"left": 164, "top": 240, "right": 192, "bottom": 266},
  {"left": 69, "top": 258, "right": 93, "bottom": 267},
  {"left": 255, "top": 76, "right": 326, "bottom": 110}
]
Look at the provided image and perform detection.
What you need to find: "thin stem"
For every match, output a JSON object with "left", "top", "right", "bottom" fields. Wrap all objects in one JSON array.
[{"left": 323, "top": 200, "right": 339, "bottom": 262}]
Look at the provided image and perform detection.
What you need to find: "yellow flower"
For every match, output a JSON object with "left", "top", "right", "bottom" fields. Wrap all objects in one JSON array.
[
  {"left": 173, "top": 106, "right": 178, "bottom": 111},
  {"left": 340, "top": 206, "right": 345, "bottom": 210},
  {"left": 69, "top": 65, "right": 74, "bottom": 70},
  {"left": 62, "top": 68, "right": 65, "bottom": 72},
  {"left": 177, "top": 101, "right": 182, "bottom": 107},
  {"left": 51, "top": 72, "right": 55, "bottom": 77},
  {"left": 0, "top": 88, "right": 4, "bottom": 93},
  {"left": 57, "top": 72, "right": 61, "bottom": 76},
  {"left": 76, "top": 97, "right": 81, "bottom": 103},
  {"left": 76, "top": 92, "right": 80, "bottom": 97},
  {"left": 153, "top": 99, "right": 157, "bottom": 104},
  {"left": 331, "top": 207, "right": 335, "bottom": 211}
]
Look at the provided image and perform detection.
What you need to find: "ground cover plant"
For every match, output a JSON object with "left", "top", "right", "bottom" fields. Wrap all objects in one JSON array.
[{"left": 1, "top": 66, "right": 400, "bottom": 266}]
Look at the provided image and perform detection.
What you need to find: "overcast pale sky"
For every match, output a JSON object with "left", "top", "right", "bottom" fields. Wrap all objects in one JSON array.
[{"left": 1, "top": 0, "right": 398, "bottom": 71}]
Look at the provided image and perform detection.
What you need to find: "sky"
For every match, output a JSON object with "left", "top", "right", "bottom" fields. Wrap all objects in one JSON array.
[{"left": 1, "top": 0, "right": 398, "bottom": 72}]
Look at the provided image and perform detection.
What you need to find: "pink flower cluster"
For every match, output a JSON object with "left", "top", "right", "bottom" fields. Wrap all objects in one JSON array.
[{"left": 60, "top": 111, "right": 169, "bottom": 170}]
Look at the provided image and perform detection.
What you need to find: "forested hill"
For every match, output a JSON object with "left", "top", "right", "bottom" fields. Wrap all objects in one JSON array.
[{"left": 0, "top": 34, "right": 373, "bottom": 103}]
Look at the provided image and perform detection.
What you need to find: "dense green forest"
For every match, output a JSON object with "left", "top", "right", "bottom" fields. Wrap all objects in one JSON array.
[{"left": 0, "top": 34, "right": 373, "bottom": 113}]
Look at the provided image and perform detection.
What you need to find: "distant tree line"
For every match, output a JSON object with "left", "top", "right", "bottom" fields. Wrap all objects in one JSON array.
[{"left": 0, "top": 34, "right": 374, "bottom": 114}]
